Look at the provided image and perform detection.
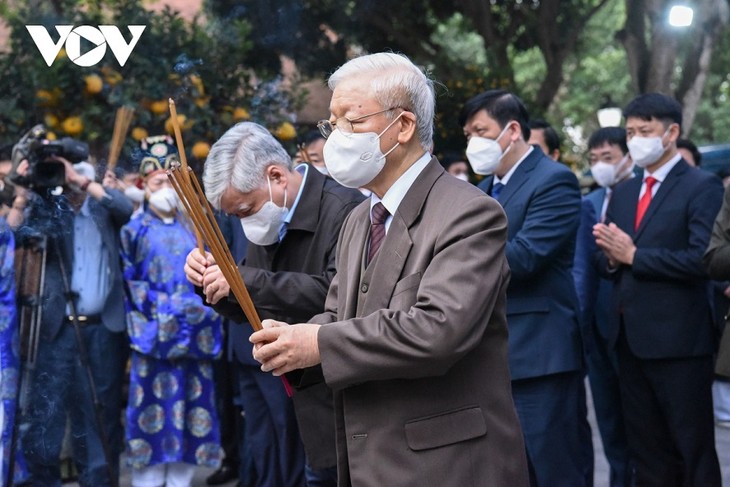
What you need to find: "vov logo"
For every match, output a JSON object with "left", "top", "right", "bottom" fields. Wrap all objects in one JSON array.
[{"left": 26, "top": 25, "right": 146, "bottom": 67}]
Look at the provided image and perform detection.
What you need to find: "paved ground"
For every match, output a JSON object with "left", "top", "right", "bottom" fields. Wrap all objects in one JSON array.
[{"left": 67, "top": 380, "right": 729, "bottom": 486}]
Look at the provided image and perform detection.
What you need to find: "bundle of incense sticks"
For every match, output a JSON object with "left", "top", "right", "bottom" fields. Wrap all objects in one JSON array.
[
  {"left": 165, "top": 99, "right": 293, "bottom": 395},
  {"left": 107, "top": 106, "right": 134, "bottom": 171}
]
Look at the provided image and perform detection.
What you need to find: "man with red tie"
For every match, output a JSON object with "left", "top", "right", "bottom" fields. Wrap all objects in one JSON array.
[{"left": 593, "top": 93, "right": 723, "bottom": 486}]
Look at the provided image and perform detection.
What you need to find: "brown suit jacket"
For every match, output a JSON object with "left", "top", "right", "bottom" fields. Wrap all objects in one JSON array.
[{"left": 310, "top": 158, "right": 528, "bottom": 487}]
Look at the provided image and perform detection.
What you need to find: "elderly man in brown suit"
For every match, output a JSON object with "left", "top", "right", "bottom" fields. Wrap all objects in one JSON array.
[{"left": 250, "top": 52, "right": 528, "bottom": 487}]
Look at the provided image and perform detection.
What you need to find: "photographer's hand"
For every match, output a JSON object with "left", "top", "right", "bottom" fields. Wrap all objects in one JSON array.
[
  {"left": 57, "top": 157, "right": 108, "bottom": 201},
  {"left": 7, "top": 160, "right": 29, "bottom": 229}
]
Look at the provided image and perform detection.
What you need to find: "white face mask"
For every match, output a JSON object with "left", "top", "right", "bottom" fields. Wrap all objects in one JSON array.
[
  {"left": 590, "top": 156, "right": 633, "bottom": 188},
  {"left": 148, "top": 187, "right": 178, "bottom": 214},
  {"left": 465, "top": 123, "right": 513, "bottom": 175},
  {"left": 124, "top": 184, "right": 146, "bottom": 203},
  {"left": 627, "top": 130, "right": 669, "bottom": 168},
  {"left": 454, "top": 173, "right": 469, "bottom": 182},
  {"left": 239, "top": 177, "right": 288, "bottom": 246},
  {"left": 322, "top": 113, "right": 403, "bottom": 188}
]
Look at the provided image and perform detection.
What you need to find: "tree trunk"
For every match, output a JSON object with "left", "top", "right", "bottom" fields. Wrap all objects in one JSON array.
[
  {"left": 681, "top": 0, "right": 729, "bottom": 134},
  {"left": 618, "top": 0, "right": 650, "bottom": 93}
]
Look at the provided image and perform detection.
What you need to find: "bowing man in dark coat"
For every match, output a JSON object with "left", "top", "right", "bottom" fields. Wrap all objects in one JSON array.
[{"left": 185, "top": 122, "right": 364, "bottom": 487}]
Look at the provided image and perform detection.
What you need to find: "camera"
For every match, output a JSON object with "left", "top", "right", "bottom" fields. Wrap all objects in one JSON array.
[{"left": 9, "top": 125, "right": 89, "bottom": 190}]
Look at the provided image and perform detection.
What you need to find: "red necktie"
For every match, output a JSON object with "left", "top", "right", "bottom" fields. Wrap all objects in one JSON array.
[
  {"left": 635, "top": 176, "right": 657, "bottom": 231},
  {"left": 368, "top": 202, "right": 389, "bottom": 265}
]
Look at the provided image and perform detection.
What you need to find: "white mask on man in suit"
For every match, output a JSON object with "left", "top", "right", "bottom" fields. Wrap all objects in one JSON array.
[
  {"left": 591, "top": 155, "right": 634, "bottom": 188},
  {"left": 627, "top": 129, "right": 669, "bottom": 168},
  {"left": 465, "top": 123, "right": 513, "bottom": 175},
  {"left": 239, "top": 177, "right": 288, "bottom": 246},
  {"left": 322, "top": 113, "right": 403, "bottom": 188}
]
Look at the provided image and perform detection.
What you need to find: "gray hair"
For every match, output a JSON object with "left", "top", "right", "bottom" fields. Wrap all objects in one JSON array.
[
  {"left": 203, "top": 122, "right": 293, "bottom": 209},
  {"left": 328, "top": 52, "right": 435, "bottom": 150}
]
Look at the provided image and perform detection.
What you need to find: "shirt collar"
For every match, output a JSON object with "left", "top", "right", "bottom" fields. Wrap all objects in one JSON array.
[
  {"left": 284, "top": 163, "right": 308, "bottom": 225},
  {"left": 644, "top": 152, "right": 681, "bottom": 183},
  {"left": 495, "top": 146, "right": 533, "bottom": 186},
  {"left": 370, "top": 152, "right": 430, "bottom": 219}
]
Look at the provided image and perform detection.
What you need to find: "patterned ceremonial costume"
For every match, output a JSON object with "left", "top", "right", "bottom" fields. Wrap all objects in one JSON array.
[
  {"left": 121, "top": 209, "right": 224, "bottom": 470},
  {"left": 0, "top": 220, "right": 19, "bottom": 483}
]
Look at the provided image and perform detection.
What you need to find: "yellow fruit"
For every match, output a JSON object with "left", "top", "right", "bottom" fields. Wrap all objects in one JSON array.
[
  {"left": 131, "top": 127, "right": 148, "bottom": 141},
  {"left": 189, "top": 74, "right": 205, "bottom": 96},
  {"left": 84, "top": 74, "right": 103, "bottom": 94},
  {"left": 44, "top": 113, "right": 59, "bottom": 129},
  {"left": 192, "top": 141, "right": 211, "bottom": 159},
  {"left": 46, "top": 131, "right": 57, "bottom": 141},
  {"left": 233, "top": 107, "right": 250, "bottom": 121},
  {"left": 61, "top": 116, "right": 83, "bottom": 136},
  {"left": 164, "top": 114, "right": 192, "bottom": 134},
  {"left": 150, "top": 100, "right": 169, "bottom": 115},
  {"left": 101, "top": 67, "right": 123, "bottom": 86},
  {"left": 194, "top": 96, "right": 210, "bottom": 108},
  {"left": 275, "top": 121, "right": 296, "bottom": 141},
  {"left": 36, "top": 89, "right": 55, "bottom": 107}
]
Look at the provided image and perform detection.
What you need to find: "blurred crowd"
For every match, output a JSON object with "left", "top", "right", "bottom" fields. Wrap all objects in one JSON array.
[{"left": 0, "top": 51, "right": 729, "bottom": 487}]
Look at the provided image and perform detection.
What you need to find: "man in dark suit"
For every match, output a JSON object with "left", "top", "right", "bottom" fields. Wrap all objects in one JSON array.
[
  {"left": 11, "top": 158, "right": 132, "bottom": 486},
  {"left": 249, "top": 52, "right": 528, "bottom": 486},
  {"left": 462, "top": 90, "right": 592, "bottom": 486},
  {"left": 579, "top": 127, "right": 634, "bottom": 487},
  {"left": 594, "top": 93, "right": 722, "bottom": 486},
  {"left": 185, "top": 122, "right": 364, "bottom": 487}
]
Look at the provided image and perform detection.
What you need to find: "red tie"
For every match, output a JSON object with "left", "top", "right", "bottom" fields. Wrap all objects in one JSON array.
[
  {"left": 635, "top": 176, "right": 657, "bottom": 231},
  {"left": 368, "top": 202, "right": 389, "bottom": 265}
]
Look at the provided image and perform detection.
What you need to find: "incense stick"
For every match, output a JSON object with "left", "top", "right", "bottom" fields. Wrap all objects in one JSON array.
[{"left": 107, "top": 106, "right": 134, "bottom": 171}]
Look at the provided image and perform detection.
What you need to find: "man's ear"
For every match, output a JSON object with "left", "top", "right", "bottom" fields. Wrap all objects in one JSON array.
[
  {"left": 397, "top": 111, "right": 418, "bottom": 145},
  {"left": 267, "top": 164, "right": 286, "bottom": 185}
]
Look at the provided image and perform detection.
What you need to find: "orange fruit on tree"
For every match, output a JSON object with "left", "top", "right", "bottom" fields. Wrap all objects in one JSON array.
[
  {"left": 275, "top": 121, "right": 296, "bottom": 141},
  {"left": 192, "top": 141, "right": 211, "bottom": 159},
  {"left": 36, "top": 89, "right": 56, "bottom": 107},
  {"left": 150, "top": 100, "right": 169, "bottom": 115},
  {"left": 84, "top": 74, "right": 103, "bottom": 94},
  {"left": 233, "top": 107, "right": 250, "bottom": 121},
  {"left": 164, "top": 114, "right": 192, "bottom": 134},
  {"left": 46, "top": 131, "right": 57, "bottom": 141},
  {"left": 131, "top": 127, "right": 148, "bottom": 141},
  {"left": 61, "top": 116, "right": 83, "bottom": 136},
  {"left": 44, "top": 113, "right": 59, "bottom": 129}
]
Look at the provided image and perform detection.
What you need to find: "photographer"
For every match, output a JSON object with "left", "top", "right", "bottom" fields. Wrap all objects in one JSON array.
[{"left": 11, "top": 142, "right": 132, "bottom": 486}]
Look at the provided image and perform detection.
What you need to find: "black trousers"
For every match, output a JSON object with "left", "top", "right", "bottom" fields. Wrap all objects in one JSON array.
[{"left": 616, "top": 331, "right": 720, "bottom": 487}]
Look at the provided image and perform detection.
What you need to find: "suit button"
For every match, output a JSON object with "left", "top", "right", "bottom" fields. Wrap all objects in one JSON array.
[{"left": 361, "top": 283, "right": 369, "bottom": 293}]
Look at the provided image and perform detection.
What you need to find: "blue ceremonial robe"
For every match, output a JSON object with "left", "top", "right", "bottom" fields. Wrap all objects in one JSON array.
[
  {"left": 121, "top": 211, "right": 223, "bottom": 469},
  {"left": 0, "top": 220, "right": 20, "bottom": 483}
]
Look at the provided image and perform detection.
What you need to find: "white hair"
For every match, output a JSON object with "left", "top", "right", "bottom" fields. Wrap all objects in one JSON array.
[
  {"left": 328, "top": 52, "right": 435, "bottom": 150},
  {"left": 203, "top": 122, "right": 293, "bottom": 210}
]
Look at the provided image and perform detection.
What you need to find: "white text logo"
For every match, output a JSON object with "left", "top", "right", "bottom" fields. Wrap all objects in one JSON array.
[{"left": 26, "top": 25, "right": 146, "bottom": 67}]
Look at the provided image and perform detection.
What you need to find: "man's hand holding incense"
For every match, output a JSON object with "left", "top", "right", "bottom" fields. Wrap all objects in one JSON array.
[
  {"left": 201, "top": 264, "right": 230, "bottom": 305},
  {"left": 184, "top": 248, "right": 215, "bottom": 287},
  {"left": 251, "top": 319, "right": 321, "bottom": 376}
]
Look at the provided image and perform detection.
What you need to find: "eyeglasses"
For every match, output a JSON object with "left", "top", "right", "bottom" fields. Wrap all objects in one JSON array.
[{"left": 317, "top": 107, "right": 401, "bottom": 139}]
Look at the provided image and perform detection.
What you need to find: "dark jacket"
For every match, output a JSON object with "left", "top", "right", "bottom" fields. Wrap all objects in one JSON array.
[
  {"left": 599, "top": 159, "right": 723, "bottom": 358},
  {"left": 214, "top": 165, "right": 364, "bottom": 469},
  {"left": 17, "top": 188, "right": 132, "bottom": 341},
  {"left": 480, "top": 148, "right": 584, "bottom": 380}
]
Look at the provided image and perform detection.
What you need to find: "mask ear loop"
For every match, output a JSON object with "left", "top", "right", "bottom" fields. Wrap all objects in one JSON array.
[
  {"left": 377, "top": 111, "right": 405, "bottom": 159},
  {"left": 267, "top": 175, "right": 288, "bottom": 208}
]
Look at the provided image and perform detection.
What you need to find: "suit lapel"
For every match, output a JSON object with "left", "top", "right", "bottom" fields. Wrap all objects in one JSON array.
[
  {"left": 359, "top": 157, "right": 443, "bottom": 315},
  {"left": 634, "top": 161, "right": 687, "bottom": 240},
  {"left": 498, "top": 149, "right": 539, "bottom": 207}
]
